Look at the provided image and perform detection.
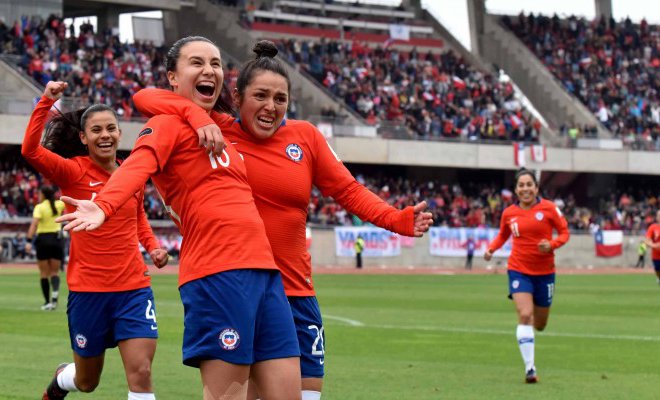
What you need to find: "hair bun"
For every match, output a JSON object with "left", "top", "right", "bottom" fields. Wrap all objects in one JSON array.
[{"left": 253, "top": 40, "right": 278, "bottom": 59}]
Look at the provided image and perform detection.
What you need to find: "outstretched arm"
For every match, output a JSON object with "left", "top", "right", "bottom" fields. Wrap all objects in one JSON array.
[
  {"left": 312, "top": 127, "right": 432, "bottom": 237},
  {"left": 133, "top": 88, "right": 225, "bottom": 155},
  {"left": 57, "top": 147, "right": 159, "bottom": 231}
]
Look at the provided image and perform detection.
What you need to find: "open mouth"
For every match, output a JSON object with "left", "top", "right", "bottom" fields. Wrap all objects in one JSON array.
[
  {"left": 196, "top": 82, "right": 216, "bottom": 98},
  {"left": 256, "top": 115, "right": 275, "bottom": 128},
  {"left": 97, "top": 142, "right": 114, "bottom": 149}
]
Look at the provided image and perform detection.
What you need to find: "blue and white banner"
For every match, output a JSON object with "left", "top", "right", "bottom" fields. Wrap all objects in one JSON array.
[
  {"left": 335, "top": 227, "right": 400, "bottom": 257},
  {"left": 429, "top": 227, "right": 512, "bottom": 257}
]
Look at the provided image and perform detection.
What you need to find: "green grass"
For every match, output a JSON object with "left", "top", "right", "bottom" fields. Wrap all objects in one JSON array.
[{"left": 1, "top": 270, "right": 659, "bottom": 399}]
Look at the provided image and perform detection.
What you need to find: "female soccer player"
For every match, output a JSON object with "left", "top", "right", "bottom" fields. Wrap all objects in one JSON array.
[
  {"left": 26, "top": 185, "right": 65, "bottom": 310},
  {"left": 22, "top": 81, "right": 168, "bottom": 400},
  {"left": 131, "top": 40, "right": 434, "bottom": 400},
  {"left": 644, "top": 210, "right": 660, "bottom": 285},
  {"left": 484, "top": 168, "right": 569, "bottom": 384},
  {"left": 56, "top": 37, "right": 302, "bottom": 400}
]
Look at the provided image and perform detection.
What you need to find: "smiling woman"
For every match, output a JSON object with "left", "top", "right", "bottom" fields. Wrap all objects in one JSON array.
[
  {"left": 484, "top": 167, "right": 570, "bottom": 384},
  {"left": 53, "top": 36, "right": 303, "bottom": 400},
  {"left": 20, "top": 81, "right": 168, "bottom": 400}
]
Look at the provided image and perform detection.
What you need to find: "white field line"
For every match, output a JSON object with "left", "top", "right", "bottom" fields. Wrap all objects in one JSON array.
[
  {"left": 323, "top": 314, "right": 365, "bottom": 327},
  {"left": 325, "top": 316, "right": 660, "bottom": 342}
]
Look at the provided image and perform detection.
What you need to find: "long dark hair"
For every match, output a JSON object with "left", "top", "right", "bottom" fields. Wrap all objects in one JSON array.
[
  {"left": 40, "top": 185, "right": 58, "bottom": 216},
  {"left": 165, "top": 35, "right": 233, "bottom": 113},
  {"left": 43, "top": 104, "right": 118, "bottom": 159},
  {"left": 236, "top": 40, "right": 291, "bottom": 100}
]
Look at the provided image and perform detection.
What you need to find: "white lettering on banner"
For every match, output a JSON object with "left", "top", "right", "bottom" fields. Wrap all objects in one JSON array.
[
  {"left": 334, "top": 227, "right": 401, "bottom": 257},
  {"left": 428, "top": 227, "right": 512, "bottom": 257}
]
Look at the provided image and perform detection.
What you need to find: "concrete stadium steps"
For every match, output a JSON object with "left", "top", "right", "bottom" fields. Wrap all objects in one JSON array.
[{"left": 0, "top": 60, "right": 41, "bottom": 115}]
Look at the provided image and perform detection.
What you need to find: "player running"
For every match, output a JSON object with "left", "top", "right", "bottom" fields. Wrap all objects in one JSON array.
[
  {"left": 22, "top": 81, "right": 168, "bottom": 400},
  {"left": 56, "top": 37, "right": 302, "bottom": 400},
  {"left": 485, "top": 168, "right": 569, "bottom": 384},
  {"left": 644, "top": 210, "right": 660, "bottom": 285},
  {"left": 131, "top": 40, "right": 433, "bottom": 400}
]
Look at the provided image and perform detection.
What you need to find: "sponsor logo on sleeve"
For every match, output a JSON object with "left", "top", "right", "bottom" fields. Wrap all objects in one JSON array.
[{"left": 138, "top": 127, "right": 153, "bottom": 138}]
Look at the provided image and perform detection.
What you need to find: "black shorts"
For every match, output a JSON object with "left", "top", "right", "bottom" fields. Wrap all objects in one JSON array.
[{"left": 35, "top": 233, "right": 64, "bottom": 261}]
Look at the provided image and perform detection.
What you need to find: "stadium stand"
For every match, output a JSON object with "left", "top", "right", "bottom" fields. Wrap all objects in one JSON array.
[
  {"left": 501, "top": 13, "right": 659, "bottom": 142},
  {"left": 1, "top": 150, "right": 657, "bottom": 235},
  {"left": 276, "top": 38, "right": 544, "bottom": 141}
]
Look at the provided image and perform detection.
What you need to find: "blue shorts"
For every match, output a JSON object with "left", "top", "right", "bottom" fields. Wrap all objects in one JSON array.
[
  {"left": 179, "top": 269, "right": 300, "bottom": 367},
  {"left": 289, "top": 296, "right": 325, "bottom": 378},
  {"left": 67, "top": 287, "right": 158, "bottom": 357},
  {"left": 653, "top": 260, "right": 660, "bottom": 272},
  {"left": 507, "top": 270, "right": 556, "bottom": 307}
]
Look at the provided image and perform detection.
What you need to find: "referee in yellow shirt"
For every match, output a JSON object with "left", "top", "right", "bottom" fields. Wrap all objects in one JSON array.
[{"left": 26, "top": 186, "right": 65, "bottom": 310}]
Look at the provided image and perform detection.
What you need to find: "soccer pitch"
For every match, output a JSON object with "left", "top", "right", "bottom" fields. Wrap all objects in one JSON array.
[{"left": 1, "top": 270, "right": 659, "bottom": 399}]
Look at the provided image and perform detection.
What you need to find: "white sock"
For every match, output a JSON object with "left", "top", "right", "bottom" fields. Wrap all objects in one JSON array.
[
  {"left": 516, "top": 324, "right": 535, "bottom": 371},
  {"left": 128, "top": 392, "right": 156, "bottom": 400},
  {"left": 51, "top": 291, "right": 59, "bottom": 300},
  {"left": 302, "top": 390, "right": 322, "bottom": 400},
  {"left": 57, "top": 363, "right": 79, "bottom": 392}
]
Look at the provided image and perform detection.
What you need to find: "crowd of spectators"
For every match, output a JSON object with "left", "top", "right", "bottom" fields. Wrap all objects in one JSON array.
[
  {"left": 503, "top": 13, "right": 659, "bottom": 143},
  {"left": 276, "top": 38, "right": 543, "bottom": 142},
  {"left": 0, "top": 14, "right": 170, "bottom": 119},
  {"left": 307, "top": 174, "right": 659, "bottom": 235},
  {"left": 1, "top": 156, "right": 658, "bottom": 234}
]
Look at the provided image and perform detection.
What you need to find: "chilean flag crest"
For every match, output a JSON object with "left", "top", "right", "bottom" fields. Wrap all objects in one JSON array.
[{"left": 594, "top": 230, "right": 623, "bottom": 257}]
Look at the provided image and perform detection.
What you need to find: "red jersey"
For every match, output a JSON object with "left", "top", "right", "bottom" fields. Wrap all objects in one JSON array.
[
  {"left": 646, "top": 223, "right": 660, "bottom": 260},
  {"left": 21, "top": 97, "right": 158, "bottom": 292},
  {"left": 132, "top": 89, "right": 416, "bottom": 296},
  {"left": 94, "top": 114, "right": 277, "bottom": 287},
  {"left": 488, "top": 198, "right": 569, "bottom": 275}
]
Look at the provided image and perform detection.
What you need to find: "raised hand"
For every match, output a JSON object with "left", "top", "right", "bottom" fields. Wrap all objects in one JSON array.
[
  {"left": 55, "top": 196, "right": 106, "bottom": 232},
  {"left": 43, "top": 81, "right": 68, "bottom": 100},
  {"left": 412, "top": 201, "right": 433, "bottom": 237}
]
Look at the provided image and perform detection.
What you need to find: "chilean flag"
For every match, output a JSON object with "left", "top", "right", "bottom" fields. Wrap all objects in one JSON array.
[
  {"left": 595, "top": 230, "right": 623, "bottom": 257},
  {"left": 513, "top": 142, "right": 526, "bottom": 166},
  {"left": 452, "top": 76, "right": 466, "bottom": 90}
]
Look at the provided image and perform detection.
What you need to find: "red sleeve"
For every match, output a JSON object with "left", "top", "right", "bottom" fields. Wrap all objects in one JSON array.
[
  {"left": 97, "top": 116, "right": 180, "bottom": 218},
  {"left": 21, "top": 97, "right": 83, "bottom": 185},
  {"left": 489, "top": 208, "right": 512, "bottom": 252},
  {"left": 646, "top": 225, "right": 655, "bottom": 240},
  {"left": 310, "top": 125, "right": 414, "bottom": 236},
  {"left": 133, "top": 88, "right": 215, "bottom": 129},
  {"left": 549, "top": 204, "right": 570, "bottom": 250},
  {"left": 95, "top": 147, "right": 159, "bottom": 218},
  {"left": 136, "top": 189, "right": 159, "bottom": 253}
]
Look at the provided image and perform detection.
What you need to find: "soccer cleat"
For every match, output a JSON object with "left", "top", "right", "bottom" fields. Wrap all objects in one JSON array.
[
  {"left": 42, "top": 363, "right": 70, "bottom": 399},
  {"left": 50, "top": 300, "right": 58, "bottom": 310},
  {"left": 525, "top": 368, "right": 538, "bottom": 384},
  {"left": 41, "top": 302, "right": 54, "bottom": 311}
]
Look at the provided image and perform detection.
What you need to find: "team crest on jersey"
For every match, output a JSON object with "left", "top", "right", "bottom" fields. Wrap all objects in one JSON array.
[
  {"left": 285, "top": 144, "right": 303, "bottom": 162},
  {"left": 219, "top": 328, "right": 240, "bottom": 350},
  {"left": 512, "top": 280, "right": 520, "bottom": 289},
  {"left": 75, "top": 334, "right": 88, "bottom": 349},
  {"left": 138, "top": 127, "right": 153, "bottom": 138},
  {"left": 535, "top": 212, "right": 544, "bottom": 221}
]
